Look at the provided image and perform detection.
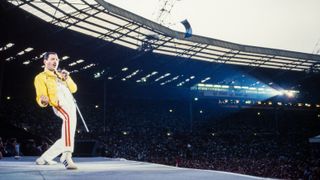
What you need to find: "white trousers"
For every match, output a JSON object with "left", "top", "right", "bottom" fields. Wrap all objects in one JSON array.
[{"left": 40, "top": 101, "right": 77, "bottom": 161}]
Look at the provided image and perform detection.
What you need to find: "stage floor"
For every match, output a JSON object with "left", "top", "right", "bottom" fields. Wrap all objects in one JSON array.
[{"left": 0, "top": 157, "right": 269, "bottom": 180}]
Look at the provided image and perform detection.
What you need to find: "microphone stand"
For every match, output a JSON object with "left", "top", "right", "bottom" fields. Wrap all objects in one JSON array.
[
  {"left": 71, "top": 93, "right": 90, "bottom": 133},
  {"left": 57, "top": 69, "right": 90, "bottom": 133}
]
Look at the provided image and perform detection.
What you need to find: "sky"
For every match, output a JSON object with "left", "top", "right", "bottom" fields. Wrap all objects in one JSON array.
[{"left": 106, "top": 0, "right": 320, "bottom": 54}]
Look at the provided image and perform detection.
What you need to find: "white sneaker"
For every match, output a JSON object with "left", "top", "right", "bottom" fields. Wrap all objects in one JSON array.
[
  {"left": 61, "top": 152, "right": 77, "bottom": 170},
  {"left": 60, "top": 152, "right": 67, "bottom": 163},
  {"left": 36, "top": 157, "right": 45, "bottom": 165},
  {"left": 62, "top": 159, "right": 77, "bottom": 170},
  {"left": 46, "top": 160, "right": 58, "bottom": 165},
  {"left": 36, "top": 157, "right": 58, "bottom": 165}
]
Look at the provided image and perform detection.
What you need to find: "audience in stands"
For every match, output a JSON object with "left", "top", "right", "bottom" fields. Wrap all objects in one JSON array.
[
  {"left": 1, "top": 98, "right": 320, "bottom": 179},
  {"left": 0, "top": 137, "right": 5, "bottom": 159}
]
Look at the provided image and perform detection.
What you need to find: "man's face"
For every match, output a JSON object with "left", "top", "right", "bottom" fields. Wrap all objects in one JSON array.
[{"left": 44, "top": 54, "right": 59, "bottom": 71}]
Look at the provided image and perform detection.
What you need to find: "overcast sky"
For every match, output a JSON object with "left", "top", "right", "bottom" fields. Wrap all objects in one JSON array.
[{"left": 106, "top": 0, "right": 320, "bottom": 54}]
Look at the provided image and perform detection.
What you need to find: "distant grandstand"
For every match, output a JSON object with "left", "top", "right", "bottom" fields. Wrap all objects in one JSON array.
[{"left": 6, "top": 0, "right": 320, "bottom": 73}]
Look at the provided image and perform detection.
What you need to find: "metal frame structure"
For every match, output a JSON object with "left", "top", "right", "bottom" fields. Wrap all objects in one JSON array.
[{"left": 7, "top": 0, "right": 320, "bottom": 72}]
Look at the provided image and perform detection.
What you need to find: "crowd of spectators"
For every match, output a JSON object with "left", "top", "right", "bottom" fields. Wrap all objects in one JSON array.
[
  {"left": 0, "top": 136, "right": 50, "bottom": 159},
  {"left": 1, "top": 97, "right": 320, "bottom": 179},
  {"left": 0, "top": 137, "right": 20, "bottom": 159}
]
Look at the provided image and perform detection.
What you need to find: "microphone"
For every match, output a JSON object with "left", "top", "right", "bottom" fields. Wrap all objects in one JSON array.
[{"left": 55, "top": 68, "right": 69, "bottom": 80}]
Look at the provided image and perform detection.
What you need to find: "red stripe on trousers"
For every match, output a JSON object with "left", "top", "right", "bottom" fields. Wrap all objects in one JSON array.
[{"left": 56, "top": 106, "right": 71, "bottom": 147}]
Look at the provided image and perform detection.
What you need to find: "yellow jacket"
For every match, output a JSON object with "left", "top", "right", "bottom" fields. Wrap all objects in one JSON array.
[{"left": 34, "top": 69, "right": 77, "bottom": 108}]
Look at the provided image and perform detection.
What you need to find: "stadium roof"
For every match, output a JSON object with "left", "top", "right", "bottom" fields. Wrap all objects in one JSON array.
[{"left": 6, "top": 0, "right": 320, "bottom": 73}]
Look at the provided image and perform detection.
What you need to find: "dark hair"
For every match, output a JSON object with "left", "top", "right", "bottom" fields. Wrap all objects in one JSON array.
[{"left": 43, "top": 52, "right": 57, "bottom": 60}]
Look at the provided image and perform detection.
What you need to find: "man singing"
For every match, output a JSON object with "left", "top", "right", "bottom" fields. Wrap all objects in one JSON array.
[{"left": 34, "top": 52, "right": 78, "bottom": 170}]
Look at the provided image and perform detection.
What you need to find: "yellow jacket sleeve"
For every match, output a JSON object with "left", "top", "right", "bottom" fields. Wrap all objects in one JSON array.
[
  {"left": 65, "top": 76, "right": 77, "bottom": 93},
  {"left": 34, "top": 74, "right": 48, "bottom": 108}
]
